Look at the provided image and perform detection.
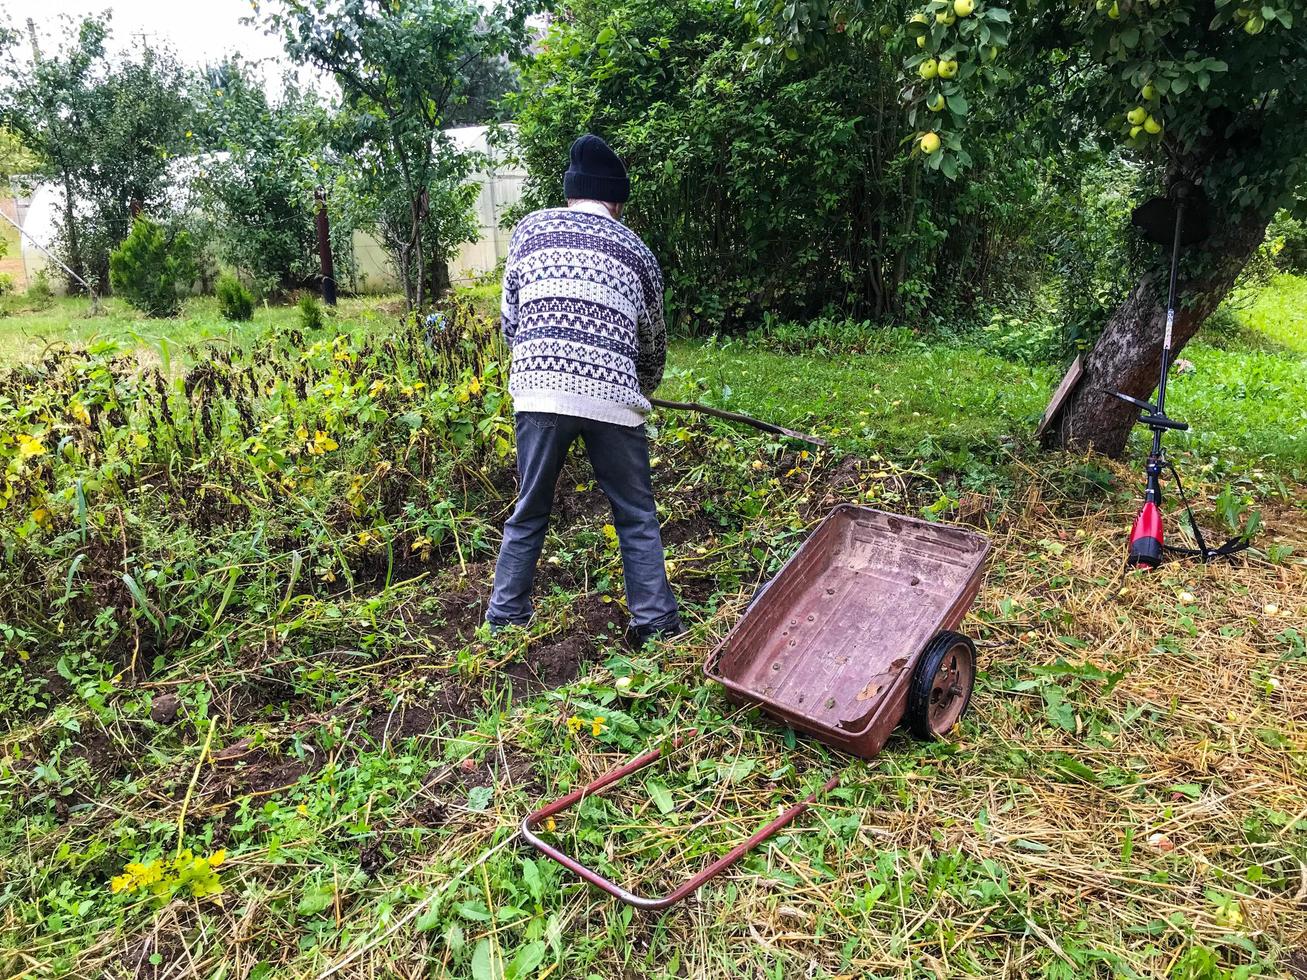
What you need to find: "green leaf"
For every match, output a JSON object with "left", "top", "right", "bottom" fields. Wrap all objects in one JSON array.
[
  {"left": 1048, "top": 752, "right": 1099, "bottom": 783},
  {"left": 1012, "top": 839, "right": 1050, "bottom": 852},
  {"left": 1042, "top": 685, "right": 1076, "bottom": 731},
  {"left": 521, "top": 858, "right": 543, "bottom": 901},
  {"left": 122, "top": 573, "right": 161, "bottom": 630},
  {"left": 505, "top": 941, "right": 546, "bottom": 979},
  {"left": 647, "top": 779, "right": 675, "bottom": 815},
  {"left": 596, "top": 27, "right": 615, "bottom": 45},
  {"left": 946, "top": 92, "right": 969, "bottom": 115},
  {"left": 63, "top": 553, "right": 85, "bottom": 603},
  {"left": 1241, "top": 509, "right": 1262, "bottom": 542},
  {"left": 415, "top": 904, "right": 443, "bottom": 932},
  {"left": 457, "top": 900, "right": 493, "bottom": 922},
  {"left": 471, "top": 938, "right": 502, "bottom": 980},
  {"left": 297, "top": 886, "right": 334, "bottom": 916},
  {"left": 467, "top": 785, "right": 494, "bottom": 811},
  {"left": 716, "top": 758, "right": 756, "bottom": 784}
]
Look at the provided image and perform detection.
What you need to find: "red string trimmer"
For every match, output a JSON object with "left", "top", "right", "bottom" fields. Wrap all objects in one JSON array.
[{"left": 1106, "top": 182, "right": 1249, "bottom": 570}]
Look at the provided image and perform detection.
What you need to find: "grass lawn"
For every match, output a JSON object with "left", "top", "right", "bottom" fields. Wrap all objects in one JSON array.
[
  {"left": 666, "top": 337, "right": 1056, "bottom": 460},
  {"left": 0, "top": 279, "right": 1304, "bottom": 978},
  {"left": 1225, "top": 273, "right": 1307, "bottom": 355},
  {"left": 0, "top": 294, "right": 403, "bottom": 365}
]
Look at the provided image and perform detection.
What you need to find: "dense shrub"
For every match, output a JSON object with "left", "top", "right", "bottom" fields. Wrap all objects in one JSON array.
[
  {"left": 216, "top": 273, "right": 255, "bottom": 322},
  {"left": 26, "top": 270, "right": 54, "bottom": 309},
  {"left": 297, "top": 293, "right": 324, "bottom": 331},
  {"left": 511, "top": 0, "right": 1064, "bottom": 333},
  {"left": 108, "top": 216, "right": 197, "bottom": 317},
  {"left": 1268, "top": 210, "right": 1307, "bottom": 274}
]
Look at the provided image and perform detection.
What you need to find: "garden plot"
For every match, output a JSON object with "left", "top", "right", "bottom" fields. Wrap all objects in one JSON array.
[{"left": 0, "top": 305, "right": 1304, "bottom": 979}]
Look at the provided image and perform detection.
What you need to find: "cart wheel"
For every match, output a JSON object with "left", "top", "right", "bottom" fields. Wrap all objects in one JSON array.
[{"left": 907, "top": 631, "right": 976, "bottom": 741}]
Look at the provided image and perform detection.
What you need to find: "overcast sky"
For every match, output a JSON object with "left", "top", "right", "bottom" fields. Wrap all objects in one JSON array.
[{"left": 5, "top": 0, "right": 295, "bottom": 79}]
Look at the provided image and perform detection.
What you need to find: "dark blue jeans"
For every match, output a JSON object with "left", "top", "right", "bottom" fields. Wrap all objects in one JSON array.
[{"left": 487, "top": 412, "right": 681, "bottom": 633}]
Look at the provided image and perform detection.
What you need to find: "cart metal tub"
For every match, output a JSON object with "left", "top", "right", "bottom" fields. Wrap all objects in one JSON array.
[
  {"left": 705, "top": 504, "right": 990, "bottom": 757},
  {"left": 522, "top": 504, "right": 991, "bottom": 910}
]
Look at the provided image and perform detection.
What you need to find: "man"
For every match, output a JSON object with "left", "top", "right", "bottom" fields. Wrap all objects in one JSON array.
[{"left": 486, "top": 134, "right": 682, "bottom": 646}]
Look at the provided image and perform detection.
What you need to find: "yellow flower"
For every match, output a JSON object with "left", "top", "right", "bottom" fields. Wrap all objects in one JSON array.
[
  {"left": 566, "top": 715, "right": 585, "bottom": 733},
  {"left": 369, "top": 378, "right": 387, "bottom": 397},
  {"left": 70, "top": 402, "right": 92, "bottom": 425},
  {"left": 591, "top": 717, "right": 606, "bottom": 736},
  {"left": 543, "top": 817, "right": 556, "bottom": 832},
  {"left": 296, "top": 804, "right": 309, "bottom": 816},
  {"left": 132, "top": 433, "right": 149, "bottom": 449},
  {"left": 468, "top": 375, "right": 482, "bottom": 396},
  {"left": 296, "top": 425, "right": 309, "bottom": 441},
  {"left": 207, "top": 849, "right": 226, "bottom": 867},
  {"left": 15, "top": 433, "right": 46, "bottom": 458},
  {"left": 31, "top": 507, "right": 50, "bottom": 527}
]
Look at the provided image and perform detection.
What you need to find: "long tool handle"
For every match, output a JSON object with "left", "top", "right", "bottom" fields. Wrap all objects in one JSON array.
[
  {"left": 521, "top": 732, "right": 839, "bottom": 911},
  {"left": 650, "top": 397, "right": 828, "bottom": 447},
  {"left": 1156, "top": 194, "right": 1186, "bottom": 424}
]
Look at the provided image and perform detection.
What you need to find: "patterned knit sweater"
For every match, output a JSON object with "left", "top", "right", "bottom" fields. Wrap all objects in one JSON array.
[{"left": 501, "top": 203, "right": 667, "bottom": 427}]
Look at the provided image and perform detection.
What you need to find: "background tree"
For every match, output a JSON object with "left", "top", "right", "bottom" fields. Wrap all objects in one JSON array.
[
  {"left": 0, "top": 14, "right": 192, "bottom": 292},
  {"left": 74, "top": 41, "right": 193, "bottom": 288},
  {"left": 260, "top": 0, "right": 533, "bottom": 309},
  {"left": 193, "top": 57, "right": 354, "bottom": 297},
  {"left": 0, "top": 14, "right": 108, "bottom": 290},
  {"left": 746, "top": 0, "right": 1307, "bottom": 456}
]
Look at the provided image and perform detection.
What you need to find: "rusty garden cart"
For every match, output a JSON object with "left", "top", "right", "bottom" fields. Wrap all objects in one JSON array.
[{"left": 521, "top": 504, "right": 991, "bottom": 910}]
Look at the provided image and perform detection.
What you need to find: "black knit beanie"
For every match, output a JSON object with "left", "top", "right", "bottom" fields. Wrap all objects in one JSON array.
[{"left": 562, "top": 134, "right": 630, "bottom": 204}]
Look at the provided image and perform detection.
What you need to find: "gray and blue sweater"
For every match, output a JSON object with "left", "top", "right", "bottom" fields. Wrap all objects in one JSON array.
[{"left": 501, "top": 203, "right": 667, "bottom": 427}]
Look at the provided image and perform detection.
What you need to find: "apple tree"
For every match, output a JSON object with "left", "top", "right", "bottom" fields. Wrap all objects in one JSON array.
[
  {"left": 745, "top": 0, "right": 1307, "bottom": 456},
  {"left": 258, "top": 0, "right": 532, "bottom": 309}
]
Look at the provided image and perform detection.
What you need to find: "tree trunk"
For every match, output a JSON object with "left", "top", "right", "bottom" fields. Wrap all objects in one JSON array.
[
  {"left": 1041, "top": 203, "right": 1268, "bottom": 457},
  {"left": 430, "top": 250, "right": 450, "bottom": 299},
  {"left": 60, "top": 174, "right": 85, "bottom": 293}
]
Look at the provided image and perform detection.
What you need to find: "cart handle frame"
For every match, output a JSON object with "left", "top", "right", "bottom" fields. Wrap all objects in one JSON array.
[{"left": 520, "top": 732, "right": 840, "bottom": 911}]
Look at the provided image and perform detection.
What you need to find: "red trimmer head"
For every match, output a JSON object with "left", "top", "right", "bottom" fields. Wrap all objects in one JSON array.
[{"left": 1127, "top": 500, "right": 1163, "bottom": 569}]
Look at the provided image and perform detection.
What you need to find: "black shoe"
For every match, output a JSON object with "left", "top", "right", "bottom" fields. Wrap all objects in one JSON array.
[
  {"left": 625, "top": 619, "right": 684, "bottom": 651},
  {"left": 485, "top": 618, "right": 529, "bottom": 637}
]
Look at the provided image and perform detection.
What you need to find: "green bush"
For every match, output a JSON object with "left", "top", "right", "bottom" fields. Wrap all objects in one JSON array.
[
  {"left": 978, "top": 310, "right": 1062, "bottom": 364},
  {"left": 216, "top": 273, "right": 255, "bottom": 322},
  {"left": 108, "top": 215, "right": 197, "bottom": 317},
  {"left": 26, "top": 270, "right": 54, "bottom": 309},
  {"left": 509, "top": 0, "right": 1052, "bottom": 332},
  {"left": 297, "top": 293, "right": 324, "bottom": 331},
  {"left": 1269, "top": 210, "right": 1307, "bottom": 273}
]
